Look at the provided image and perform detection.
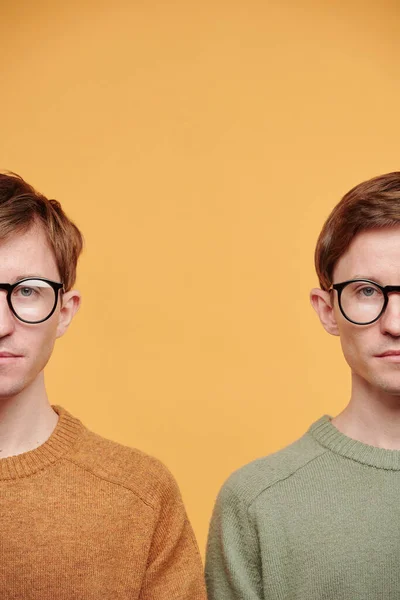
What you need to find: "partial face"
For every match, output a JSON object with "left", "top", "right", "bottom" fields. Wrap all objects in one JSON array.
[
  {"left": 311, "top": 225, "right": 400, "bottom": 396},
  {"left": 0, "top": 224, "right": 80, "bottom": 399}
]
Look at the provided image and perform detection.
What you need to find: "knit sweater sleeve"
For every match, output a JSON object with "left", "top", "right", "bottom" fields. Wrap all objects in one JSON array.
[
  {"left": 138, "top": 464, "right": 207, "bottom": 600},
  {"left": 205, "top": 478, "right": 264, "bottom": 600}
]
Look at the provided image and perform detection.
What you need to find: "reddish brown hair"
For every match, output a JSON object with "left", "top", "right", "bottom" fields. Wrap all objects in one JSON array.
[
  {"left": 0, "top": 172, "right": 83, "bottom": 291},
  {"left": 315, "top": 172, "right": 400, "bottom": 290}
]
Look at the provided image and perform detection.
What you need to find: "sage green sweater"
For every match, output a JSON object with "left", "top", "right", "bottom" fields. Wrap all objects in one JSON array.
[{"left": 205, "top": 414, "right": 400, "bottom": 599}]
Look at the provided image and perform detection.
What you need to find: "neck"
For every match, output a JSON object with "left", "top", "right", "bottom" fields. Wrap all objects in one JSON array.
[
  {"left": 0, "top": 374, "right": 58, "bottom": 458},
  {"left": 332, "top": 373, "right": 400, "bottom": 450}
]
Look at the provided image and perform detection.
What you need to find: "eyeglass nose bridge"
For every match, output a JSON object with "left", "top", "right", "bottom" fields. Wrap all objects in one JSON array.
[
  {"left": 0, "top": 284, "right": 14, "bottom": 293},
  {"left": 0, "top": 284, "right": 18, "bottom": 322},
  {"left": 383, "top": 285, "right": 400, "bottom": 294},
  {"left": 0, "top": 284, "right": 15, "bottom": 307},
  {"left": 379, "top": 285, "right": 400, "bottom": 318}
]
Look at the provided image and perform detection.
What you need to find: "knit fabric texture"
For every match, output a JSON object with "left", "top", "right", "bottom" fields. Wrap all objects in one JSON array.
[
  {"left": 0, "top": 405, "right": 206, "bottom": 600},
  {"left": 206, "top": 414, "right": 400, "bottom": 599}
]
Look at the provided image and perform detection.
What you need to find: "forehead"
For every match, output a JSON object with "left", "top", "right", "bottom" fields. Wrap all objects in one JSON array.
[
  {"left": 334, "top": 226, "right": 400, "bottom": 283},
  {"left": 0, "top": 225, "right": 59, "bottom": 282}
]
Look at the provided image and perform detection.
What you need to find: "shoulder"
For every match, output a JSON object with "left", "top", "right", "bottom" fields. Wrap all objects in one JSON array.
[
  {"left": 67, "top": 421, "right": 180, "bottom": 511},
  {"left": 217, "top": 428, "right": 327, "bottom": 509}
]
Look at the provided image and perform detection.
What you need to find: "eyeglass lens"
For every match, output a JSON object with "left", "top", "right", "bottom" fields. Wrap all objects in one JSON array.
[
  {"left": 11, "top": 280, "right": 57, "bottom": 323},
  {"left": 340, "top": 281, "right": 385, "bottom": 324}
]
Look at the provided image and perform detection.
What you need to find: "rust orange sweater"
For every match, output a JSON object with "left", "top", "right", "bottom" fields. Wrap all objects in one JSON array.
[{"left": 0, "top": 405, "right": 207, "bottom": 599}]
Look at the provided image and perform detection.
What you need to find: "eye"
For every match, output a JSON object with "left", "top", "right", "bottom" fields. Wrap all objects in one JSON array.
[
  {"left": 13, "top": 286, "right": 38, "bottom": 298},
  {"left": 360, "top": 287, "right": 376, "bottom": 297},
  {"left": 21, "top": 287, "right": 33, "bottom": 297}
]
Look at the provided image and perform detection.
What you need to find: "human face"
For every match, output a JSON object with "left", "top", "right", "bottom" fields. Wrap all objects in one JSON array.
[
  {"left": 0, "top": 224, "right": 80, "bottom": 400},
  {"left": 312, "top": 225, "right": 400, "bottom": 396}
]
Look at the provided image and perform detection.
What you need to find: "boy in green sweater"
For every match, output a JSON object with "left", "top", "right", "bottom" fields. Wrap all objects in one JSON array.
[{"left": 206, "top": 172, "right": 400, "bottom": 599}]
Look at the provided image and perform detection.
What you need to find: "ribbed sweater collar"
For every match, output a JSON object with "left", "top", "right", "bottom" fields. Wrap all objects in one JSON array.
[
  {"left": 309, "top": 415, "right": 400, "bottom": 471},
  {"left": 0, "top": 405, "right": 84, "bottom": 481}
]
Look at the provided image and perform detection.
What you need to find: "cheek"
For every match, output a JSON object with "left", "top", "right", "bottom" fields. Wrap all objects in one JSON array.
[
  {"left": 18, "top": 318, "right": 59, "bottom": 357},
  {"left": 337, "top": 323, "right": 374, "bottom": 370}
]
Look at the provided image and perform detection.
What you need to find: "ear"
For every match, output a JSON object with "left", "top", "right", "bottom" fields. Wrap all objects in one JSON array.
[
  {"left": 310, "top": 288, "right": 340, "bottom": 336},
  {"left": 56, "top": 290, "right": 81, "bottom": 339}
]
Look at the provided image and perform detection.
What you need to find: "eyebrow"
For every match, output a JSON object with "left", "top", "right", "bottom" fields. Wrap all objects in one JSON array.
[
  {"left": 10, "top": 275, "right": 47, "bottom": 283},
  {"left": 352, "top": 275, "right": 384, "bottom": 284}
]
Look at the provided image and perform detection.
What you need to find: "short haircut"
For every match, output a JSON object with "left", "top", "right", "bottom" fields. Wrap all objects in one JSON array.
[
  {"left": 315, "top": 172, "right": 400, "bottom": 290},
  {"left": 0, "top": 172, "right": 83, "bottom": 291}
]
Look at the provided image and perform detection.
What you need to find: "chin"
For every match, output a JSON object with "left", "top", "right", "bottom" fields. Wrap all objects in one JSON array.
[
  {"left": 369, "top": 376, "right": 400, "bottom": 396},
  {"left": 0, "top": 379, "right": 29, "bottom": 400}
]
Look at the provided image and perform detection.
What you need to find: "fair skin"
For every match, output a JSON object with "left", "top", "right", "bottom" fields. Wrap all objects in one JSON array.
[
  {"left": 0, "top": 223, "right": 80, "bottom": 457},
  {"left": 311, "top": 225, "right": 400, "bottom": 450}
]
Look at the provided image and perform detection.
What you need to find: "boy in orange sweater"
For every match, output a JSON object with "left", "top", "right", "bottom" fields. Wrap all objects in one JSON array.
[{"left": 0, "top": 172, "right": 206, "bottom": 600}]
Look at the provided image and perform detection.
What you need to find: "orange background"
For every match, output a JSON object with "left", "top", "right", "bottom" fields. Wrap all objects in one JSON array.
[{"left": 1, "top": 0, "right": 400, "bottom": 556}]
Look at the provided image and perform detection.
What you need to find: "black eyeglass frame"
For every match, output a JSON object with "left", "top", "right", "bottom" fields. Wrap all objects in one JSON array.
[
  {"left": 330, "top": 279, "right": 400, "bottom": 325},
  {"left": 0, "top": 278, "right": 64, "bottom": 324}
]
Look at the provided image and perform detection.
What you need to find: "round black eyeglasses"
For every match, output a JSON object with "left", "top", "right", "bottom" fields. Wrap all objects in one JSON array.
[
  {"left": 330, "top": 279, "right": 400, "bottom": 325},
  {"left": 0, "top": 278, "right": 64, "bottom": 324}
]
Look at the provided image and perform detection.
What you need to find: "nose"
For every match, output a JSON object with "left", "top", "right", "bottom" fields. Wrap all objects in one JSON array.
[
  {"left": 380, "top": 292, "right": 400, "bottom": 336},
  {"left": 0, "top": 292, "right": 16, "bottom": 337}
]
